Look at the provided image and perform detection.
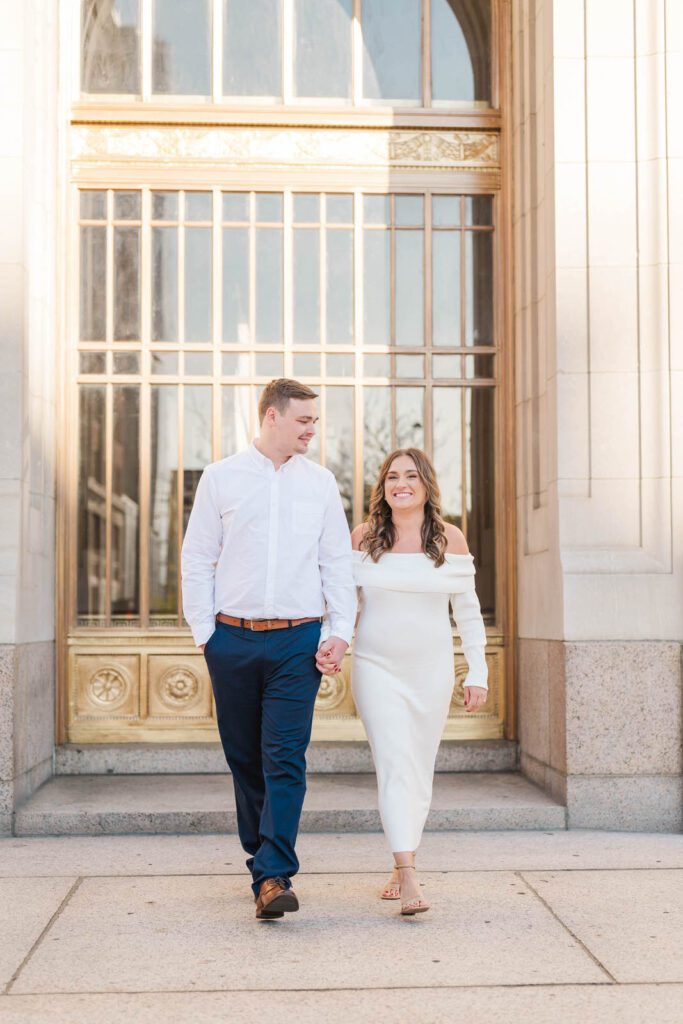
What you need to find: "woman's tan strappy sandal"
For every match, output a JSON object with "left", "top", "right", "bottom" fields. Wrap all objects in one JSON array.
[
  {"left": 380, "top": 865, "right": 401, "bottom": 900},
  {"left": 395, "top": 863, "right": 430, "bottom": 916}
]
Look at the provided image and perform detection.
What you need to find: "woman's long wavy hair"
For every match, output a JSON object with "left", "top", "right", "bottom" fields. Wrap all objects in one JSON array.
[{"left": 360, "top": 448, "right": 448, "bottom": 566}]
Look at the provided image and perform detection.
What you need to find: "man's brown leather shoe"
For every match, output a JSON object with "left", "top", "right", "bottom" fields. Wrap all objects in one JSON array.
[{"left": 255, "top": 877, "right": 299, "bottom": 919}]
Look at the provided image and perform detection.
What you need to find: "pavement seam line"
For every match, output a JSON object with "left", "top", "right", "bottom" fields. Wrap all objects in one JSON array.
[
  {"left": 517, "top": 872, "right": 618, "bottom": 984},
  {"left": 4, "top": 877, "right": 84, "bottom": 996}
]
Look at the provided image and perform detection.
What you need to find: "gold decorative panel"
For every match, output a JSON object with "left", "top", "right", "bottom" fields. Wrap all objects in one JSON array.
[
  {"left": 147, "top": 656, "right": 213, "bottom": 720},
  {"left": 73, "top": 655, "right": 140, "bottom": 721}
]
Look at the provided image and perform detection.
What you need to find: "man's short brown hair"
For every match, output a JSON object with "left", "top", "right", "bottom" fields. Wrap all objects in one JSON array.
[{"left": 258, "top": 378, "right": 319, "bottom": 423}]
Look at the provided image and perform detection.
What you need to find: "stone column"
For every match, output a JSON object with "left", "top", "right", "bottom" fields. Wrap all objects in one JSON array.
[
  {"left": 0, "top": 1, "right": 58, "bottom": 834},
  {"left": 513, "top": 0, "right": 682, "bottom": 830}
]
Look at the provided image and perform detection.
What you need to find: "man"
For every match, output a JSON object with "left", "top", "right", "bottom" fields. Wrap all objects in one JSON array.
[{"left": 181, "top": 378, "right": 356, "bottom": 919}]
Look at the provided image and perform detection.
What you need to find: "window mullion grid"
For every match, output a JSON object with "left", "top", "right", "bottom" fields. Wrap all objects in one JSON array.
[
  {"left": 353, "top": 189, "right": 364, "bottom": 527},
  {"left": 283, "top": 189, "right": 293, "bottom": 377},
  {"left": 141, "top": 0, "right": 153, "bottom": 100},
  {"left": 139, "top": 187, "right": 152, "bottom": 628},
  {"left": 212, "top": 186, "right": 222, "bottom": 461}
]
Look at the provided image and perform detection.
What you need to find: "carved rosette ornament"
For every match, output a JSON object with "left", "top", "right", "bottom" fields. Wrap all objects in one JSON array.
[
  {"left": 315, "top": 672, "right": 346, "bottom": 712},
  {"left": 451, "top": 662, "right": 468, "bottom": 709},
  {"left": 158, "top": 666, "right": 201, "bottom": 711},
  {"left": 88, "top": 666, "right": 130, "bottom": 709}
]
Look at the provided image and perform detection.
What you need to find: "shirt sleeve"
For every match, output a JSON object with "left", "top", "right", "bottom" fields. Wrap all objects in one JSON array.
[
  {"left": 450, "top": 587, "right": 489, "bottom": 691},
  {"left": 181, "top": 467, "right": 222, "bottom": 647},
  {"left": 317, "top": 474, "right": 357, "bottom": 647}
]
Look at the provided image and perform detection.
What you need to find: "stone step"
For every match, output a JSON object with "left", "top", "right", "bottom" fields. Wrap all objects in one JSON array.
[
  {"left": 55, "top": 740, "right": 518, "bottom": 775},
  {"left": 14, "top": 771, "right": 565, "bottom": 836}
]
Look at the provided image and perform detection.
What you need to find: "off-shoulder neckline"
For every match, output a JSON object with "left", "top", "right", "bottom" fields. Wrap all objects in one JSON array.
[{"left": 352, "top": 550, "right": 473, "bottom": 560}]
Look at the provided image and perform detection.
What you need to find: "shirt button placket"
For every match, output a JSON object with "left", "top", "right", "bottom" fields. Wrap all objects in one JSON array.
[{"left": 264, "top": 469, "right": 279, "bottom": 618}]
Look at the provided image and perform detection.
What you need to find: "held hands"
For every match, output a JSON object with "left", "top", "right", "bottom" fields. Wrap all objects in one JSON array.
[
  {"left": 464, "top": 685, "right": 487, "bottom": 713},
  {"left": 316, "top": 637, "right": 349, "bottom": 676}
]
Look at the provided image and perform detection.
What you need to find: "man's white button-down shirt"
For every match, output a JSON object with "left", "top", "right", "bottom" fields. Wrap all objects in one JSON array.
[{"left": 181, "top": 442, "right": 357, "bottom": 648}]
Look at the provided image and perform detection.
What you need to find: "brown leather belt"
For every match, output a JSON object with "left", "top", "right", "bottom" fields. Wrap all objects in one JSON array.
[{"left": 216, "top": 613, "right": 322, "bottom": 631}]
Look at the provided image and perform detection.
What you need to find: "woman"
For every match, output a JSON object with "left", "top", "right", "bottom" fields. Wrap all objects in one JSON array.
[{"left": 318, "top": 448, "right": 488, "bottom": 915}]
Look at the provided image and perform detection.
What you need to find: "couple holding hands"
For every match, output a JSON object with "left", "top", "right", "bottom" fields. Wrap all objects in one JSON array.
[{"left": 181, "top": 378, "right": 488, "bottom": 920}]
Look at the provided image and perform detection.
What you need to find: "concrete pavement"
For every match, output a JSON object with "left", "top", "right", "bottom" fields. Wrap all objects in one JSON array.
[{"left": 0, "top": 830, "right": 681, "bottom": 1022}]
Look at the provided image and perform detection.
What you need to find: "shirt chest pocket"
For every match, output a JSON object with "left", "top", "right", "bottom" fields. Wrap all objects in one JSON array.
[{"left": 292, "top": 500, "right": 325, "bottom": 537}]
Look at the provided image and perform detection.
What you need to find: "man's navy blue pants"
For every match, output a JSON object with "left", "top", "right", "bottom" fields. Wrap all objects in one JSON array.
[{"left": 203, "top": 618, "right": 322, "bottom": 896}]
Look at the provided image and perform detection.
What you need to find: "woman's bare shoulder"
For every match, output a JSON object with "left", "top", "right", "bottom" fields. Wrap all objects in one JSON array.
[
  {"left": 443, "top": 523, "right": 469, "bottom": 555},
  {"left": 350, "top": 522, "right": 369, "bottom": 551}
]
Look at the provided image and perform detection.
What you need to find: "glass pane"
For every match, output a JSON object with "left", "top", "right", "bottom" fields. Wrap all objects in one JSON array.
[
  {"left": 255, "top": 352, "right": 284, "bottom": 376},
  {"left": 150, "top": 386, "right": 179, "bottom": 619},
  {"left": 222, "top": 384, "right": 251, "bottom": 457},
  {"left": 464, "top": 354, "right": 494, "bottom": 379},
  {"left": 80, "top": 191, "right": 106, "bottom": 220},
  {"left": 293, "top": 353, "right": 320, "bottom": 376},
  {"left": 362, "top": 0, "right": 421, "bottom": 101},
  {"left": 114, "top": 191, "right": 141, "bottom": 220},
  {"left": 186, "top": 192, "right": 212, "bottom": 221},
  {"left": 80, "top": 352, "right": 106, "bottom": 374},
  {"left": 363, "top": 386, "right": 391, "bottom": 513},
  {"left": 153, "top": 0, "right": 211, "bottom": 95},
  {"left": 114, "top": 227, "right": 140, "bottom": 341},
  {"left": 223, "top": 192, "right": 249, "bottom": 221},
  {"left": 113, "top": 352, "right": 140, "bottom": 374},
  {"left": 256, "top": 193, "right": 282, "bottom": 222},
  {"left": 433, "top": 387, "right": 462, "bottom": 526},
  {"left": 294, "top": 229, "right": 320, "bottom": 344},
  {"left": 294, "top": 0, "right": 352, "bottom": 99},
  {"left": 364, "top": 353, "right": 390, "bottom": 376},
  {"left": 111, "top": 386, "right": 140, "bottom": 620},
  {"left": 81, "top": 0, "right": 140, "bottom": 94},
  {"left": 396, "top": 354, "right": 424, "bottom": 378},
  {"left": 185, "top": 227, "right": 212, "bottom": 343},
  {"left": 151, "top": 352, "right": 178, "bottom": 375},
  {"left": 432, "top": 231, "right": 460, "bottom": 346},
  {"left": 431, "top": 0, "right": 490, "bottom": 103},
  {"left": 293, "top": 194, "right": 320, "bottom": 223},
  {"left": 363, "top": 231, "right": 390, "bottom": 344},
  {"left": 364, "top": 194, "right": 389, "bottom": 224},
  {"left": 222, "top": 227, "right": 249, "bottom": 344},
  {"left": 465, "top": 232, "right": 493, "bottom": 344},
  {"left": 464, "top": 196, "right": 493, "bottom": 226},
  {"left": 326, "top": 229, "right": 353, "bottom": 345},
  {"left": 433, "top": 195, "right": 460, "bottom": 226},
  {"left": 185, "top": 352, "right": 212, "bottom": 375},
  {"left": 183, "top": 386, "right": 213, "bottom": 532},
  {"left": 77, "top": 386, "right": 106, "bottom": 619},
  {"left": 326, "top": 354, "right": 353, "bottom": 376},
  {"left": 466, "top": 387, "right": 495, "bottom": 617},
  {"left": 80, "top": 226, "right": 106, "bottom": 340},
  {"left": 152, "top": 227, "right": 178, "bottom": 341},
  {"left": 396, "top": 387, "right": 424, "bottom": 449},
  {"left": 255, "top": 228, "right": 282, "bottom": 343},
  {"left": 222, "top": 351, "right": 250, "bottom": 375},
  {"left": 326, "top": 387, "right": 354, "bottom": 522},
  {"left": 432, "top": 353, "right": 461, "bottom": 378},
  {"left": 395, "top": 230, "right": 424, "bottom": 346},
  {"left": 152, "top": 191, "right": 178, "bottom": 221},
  {"left": 326, "top": 195, "right": 353, "bottom": 223},
  {"left": 395, "top": 195, "right": 423, "bottom": 226},
  {"left": 224, "top": 0, "right": 282, "bottom": 97}
]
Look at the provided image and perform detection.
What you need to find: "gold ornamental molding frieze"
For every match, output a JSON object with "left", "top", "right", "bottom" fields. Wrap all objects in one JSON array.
[{"left": 70, "top": 124, "right": 499, "bottom": 175}]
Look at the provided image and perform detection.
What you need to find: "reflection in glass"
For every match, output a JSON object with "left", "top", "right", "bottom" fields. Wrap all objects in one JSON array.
[
  {"left": 183, "top": 386, "right": 213, "bottom": 532},
  {"left": 293, "top": 353, "right": 320, "bottom": 376},
  {"left": 433, "top": 231, "right": 460, "bottom": 346},
  {"left": 152, "top": 191, "right": 178, "bottom": 220},
  {"left": 114, "top": 227, "right": 140, "bottom": 340},
  {"left": 432, "top": 195, "right": 460, "bottom": 226},
  {"left": 396, "top": 387, "right": 424, "bottom": 449},
  {"left": 224, "top": 0, "right": 282, "bottom": 97},
  {"left": 464, "top": 354, "right": 494, "bottom": 379},
  {"left": 80, "top": 226, "right": 106, "bottom": 340},
  {"left": 363, "top": 386, "right": 391, "bottom": 512},
  {"left": 186, "top": 192, "right": 213, "bottom": 221},
  {"left": 364, "top": 354, "right": 390, "bottom": 376},
  {"left": 466, "top": 387, "right": 495, "bottom": 617},
  {"left": 255, "top": 352, "right": 284, "bottom": 376},
  {"left": 222, "top": 228, "right": 249, "bottom": 344},
  {"left": 222, "top": 352, "right": 250, "bottom": 375},
  {"left": 293, "top": 194, "right": 319, "bottom": 223},
  {"left": 255, "top": 229, "right": 282, "bottom": 343},
  {"left": 77, "top": 386, "right": 106, "bottom": 619},
  {"left": 111, "top": 387, "right": 140, "bottom": 619},
  {"left": 80, "top": 352, "right": 106, "bottom": 375},
  {"left": 295, "top": 0, "right": 352, "bottom": 99},
  {"left": 81, "top": 0, "right": 140, "bottom": 93},
  {"left": 326, "top": 354, "right": 354, "bottom": 376},
  {"left": 465, "top": 231, "right": 493, "bottom": 344},
  {"left": 395, "top": 195, "right": 423, "bottom": 226},
  {"left": 431, "top": 0, "right": 490, "bottom": 103},
  {"left": 114, "top": 192, "right": 141, "bottom": 220},
  {"left": 326, "top": 195, "right": 353, "bottom": 223},
  {"left": 151, "top": 352, "right": 178, "bottom": 375},
  {"left": 363, "top": 231, "right": 390, "bottom": 344},
  {"left": 294, "top": 229, "right": 320, "bottom": 344},
  {"left": 432, "top": 387, "right": 462, "bottom": 526},
  {"left": 362, "top": 0, "right": 421, "bottom": 101},
  {"left": 152, "top": 227, "right": 178, "bottom": 341},
  {"left": 326, "top": 387, "right": 354, "bottom": 523},
  {"left": 113, "top": 352, "right": 140, "bottom": 374},
  {"left": 395, "top": 230, "right": 423, "bottom": 346},
  {"left": 223, "top": 192, "right": 249, "bottom": 221},
  {"left": 222, "top": 385, "right": 251, "bottom": 457},
  {"left": 80, "top": 191, "right": 106, "bottom": 220},
  {"left": 396, "top": 355, "right": 424, "bottom": 378},
  {"left": 256, "top": 193, "right": 283, "bottom": 222},
  {"left": 464, "top": 196, "right": 492, "bottom": 225},
  {"left": 150, "top": 386, "right": 178, "bottom": 619},
  {"left": 432, "top": 354, "right": 461, "bottom": 378},
  {"left": 364, "top": 194, "right": 389, "bottom": 224},
  {"left": 153, "top": 0, "right": 211, "bottom": 94},
  {"left": 185, "top": 227, "right": 212, "bottom": 342},
  {"left": 185, "top": 353, "right": 212, "bottom": 375},
  {"left": 326, "top": 229, "right": 353, "bottom": 345}
]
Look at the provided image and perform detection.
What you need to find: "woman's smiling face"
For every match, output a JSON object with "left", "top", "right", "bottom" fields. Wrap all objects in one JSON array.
[{"left": 383, "top": 454, "right": 427, "bottom": 514}]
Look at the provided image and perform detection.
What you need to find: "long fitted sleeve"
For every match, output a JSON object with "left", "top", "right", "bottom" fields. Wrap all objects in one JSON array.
[
  {"left": 450, "top": 588, "right": 488, "bottom": 690},
  {"left": 181, "top": 468, "right": 222, "bottom": 647}
]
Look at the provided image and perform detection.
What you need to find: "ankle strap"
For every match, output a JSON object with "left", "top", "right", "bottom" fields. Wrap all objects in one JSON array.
[{"left": 394, "top": 862, "right": 416, "bottom": 869}]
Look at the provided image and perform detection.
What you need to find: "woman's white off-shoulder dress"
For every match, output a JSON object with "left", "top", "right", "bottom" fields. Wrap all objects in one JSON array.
[{"left": 351, "top": 550, "right": 488, "bottom": 852}]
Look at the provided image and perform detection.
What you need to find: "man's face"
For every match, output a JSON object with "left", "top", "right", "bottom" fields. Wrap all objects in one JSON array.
[{"left": 272, "top": 398, "right": 319, "bottom": 455}]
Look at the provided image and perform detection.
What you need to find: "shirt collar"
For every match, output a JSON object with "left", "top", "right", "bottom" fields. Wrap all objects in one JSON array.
[{"left": 249, "top": 440, "right": 298, "bottom": 472}]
